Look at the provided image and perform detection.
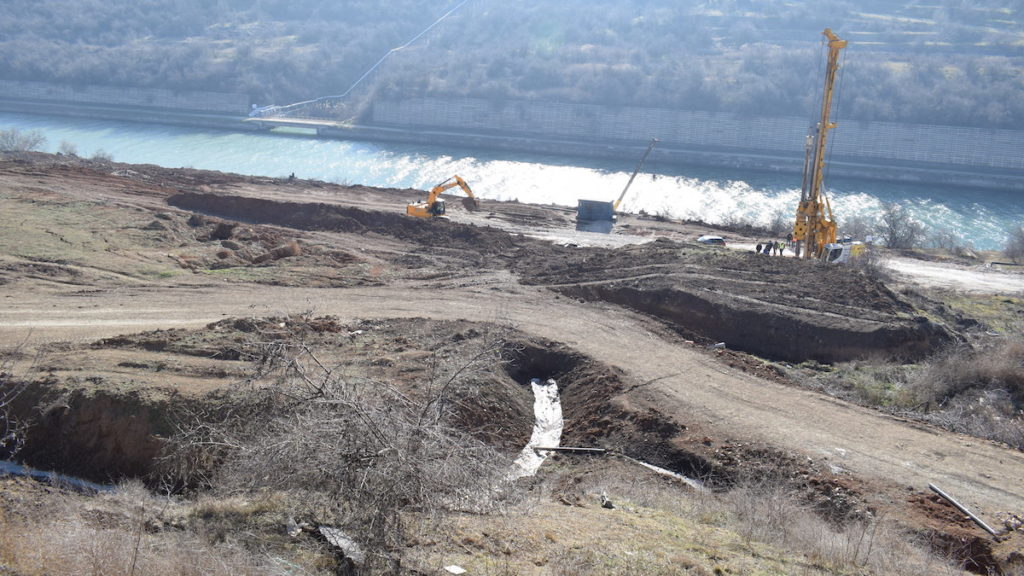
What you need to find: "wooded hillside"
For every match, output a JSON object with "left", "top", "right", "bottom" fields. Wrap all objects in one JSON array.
[{"left": 1, "top": 0, "right": 1021, "bottom": 128}]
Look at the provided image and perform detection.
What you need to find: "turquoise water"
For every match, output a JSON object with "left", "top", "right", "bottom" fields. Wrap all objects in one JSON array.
[{"left": 2, "top": 112, "right": 1021, "bottom": 250}]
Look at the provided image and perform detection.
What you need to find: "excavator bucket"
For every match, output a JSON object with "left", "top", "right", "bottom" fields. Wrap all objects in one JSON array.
[{"left": 461, "top": 197, "right": 480, "bottom": 211}]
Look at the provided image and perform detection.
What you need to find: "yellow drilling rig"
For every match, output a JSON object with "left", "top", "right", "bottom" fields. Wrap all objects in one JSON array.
[{"left": 792, "top": 28, "right": 847, "bottom": 259}]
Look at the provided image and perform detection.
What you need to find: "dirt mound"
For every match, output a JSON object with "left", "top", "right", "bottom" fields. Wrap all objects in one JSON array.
[
  {"left": 514, "top": 238, "right": 956, "bottom": 362},
  {"left": 168, "top": 192, "right": 517, "bottom": 255}
]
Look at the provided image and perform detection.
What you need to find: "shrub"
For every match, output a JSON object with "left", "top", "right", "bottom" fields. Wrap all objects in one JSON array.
[
  {"left": 899, "top": 339, "right": 1024, "bottom": 449},
  {"left": 0, "top": 127, "right": 47, "bottom": 152},
  {"left": 879, "top": 202, "right": 925, "bottom": 249},
  {"left": 58, "top": 140, "right": 78, "bottom": 156},
  {"left": 1005, "top": 225, "right": 1024, "bottom": 263},
  {"left": 849, "top": 244, "right": 892, "bottom": 282},
  {"left": 841, "top": 214, "right": 878, "bottom": 243},
  {"left": 165, "top": 326, "right": 514, "bottom": 572},
  {"left": 91, "top": 149, "right": 114, "bottom": 162},
  {"left": 903, "top": 340, "right": 1024, "bottom": 410}
]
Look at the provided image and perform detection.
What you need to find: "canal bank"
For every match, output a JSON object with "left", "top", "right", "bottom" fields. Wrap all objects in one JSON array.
[{"left": 4, "top": 91, "right": 1024, "bottom": 192}]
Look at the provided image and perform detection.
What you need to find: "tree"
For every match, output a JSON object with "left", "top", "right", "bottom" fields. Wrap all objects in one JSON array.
[
  {"left": 841, "top": 214, "right": 878, "bottom": 243},
  {"left": 879, "top": 202, "right": 925, "bottom": 249},
  {"left": 0, "top": 128, "right": 46, "bottom": 152},
  {"left": 1005, "top": 225, "right": 1024, "bottom": 263}
]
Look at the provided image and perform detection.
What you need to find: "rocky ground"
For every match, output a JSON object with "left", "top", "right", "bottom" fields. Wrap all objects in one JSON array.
[{"left": 1, "top": 152, "right": 1022, "bottom": 574}]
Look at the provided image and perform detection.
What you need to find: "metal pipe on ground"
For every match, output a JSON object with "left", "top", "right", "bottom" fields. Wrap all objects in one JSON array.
[
  {"left": 928, "top": 483, "right": 1001, "bottom": 539},
  {"left": 532, "top": 446, "right": 607, "bottom": 454}
]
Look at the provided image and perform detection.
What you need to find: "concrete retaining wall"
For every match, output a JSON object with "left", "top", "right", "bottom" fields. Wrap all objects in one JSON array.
[{"left": 372, "top": 97, "right": 1024, "bottom": 172}]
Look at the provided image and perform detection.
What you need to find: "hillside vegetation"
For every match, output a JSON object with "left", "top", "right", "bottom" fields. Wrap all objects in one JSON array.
[{"left": 0, "top": 0, "right": 1021, "bottom": 128}]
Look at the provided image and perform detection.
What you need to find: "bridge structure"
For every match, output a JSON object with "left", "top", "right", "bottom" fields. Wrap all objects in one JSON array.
[{"left": 243, "top": 96, "right": 356, "bottom": 134}]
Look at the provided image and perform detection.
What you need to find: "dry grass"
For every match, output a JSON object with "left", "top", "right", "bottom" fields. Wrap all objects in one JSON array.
[
  {"left": 798, "top": 336, "right": 1024, "bottom": 450},
  {"left": 1, "top": 454, "right": 971, "bottom": 576},
  {"left": 0, "top": 481, "right": 307, "bottom": 576},
  {"left": 398, "top": 457, "right": 968, "bottom": 576},
  {"left": 902, "top": 339, "right": 1024, "bottom": 448},
  {"left": 720, "top": 480, "right": 963, "bottom": 576}
]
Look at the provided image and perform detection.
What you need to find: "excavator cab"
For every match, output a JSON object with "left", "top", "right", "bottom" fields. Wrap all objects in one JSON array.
[{"left": 428, "top": 199, "right": 445, "bottom": 216}]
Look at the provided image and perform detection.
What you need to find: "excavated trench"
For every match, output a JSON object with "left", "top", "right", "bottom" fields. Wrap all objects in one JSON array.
[
  {"left": 503, "top": 340, "right": 716, "bottom": 481},
  {"left": 559, "top": 284, "right": 955, "bottom": 363},
  {"left": 7, "top": 382, "right": 178, "bottom": 482}
]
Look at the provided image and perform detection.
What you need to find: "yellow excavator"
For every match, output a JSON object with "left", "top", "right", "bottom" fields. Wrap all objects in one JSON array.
[
  {"left": 406, "top": 175, "right": 480, "bottom": 218},
  {"left": 793, "top": 28, "right": 846, "bottom": 259}
]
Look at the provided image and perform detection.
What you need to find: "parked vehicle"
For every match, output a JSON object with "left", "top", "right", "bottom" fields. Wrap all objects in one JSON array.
[
  {"left": 822, "top": 241, "right": 866, "bottom": 264},
  {"left": 697, "top": 235, "right": 727, "bottom": 246}
]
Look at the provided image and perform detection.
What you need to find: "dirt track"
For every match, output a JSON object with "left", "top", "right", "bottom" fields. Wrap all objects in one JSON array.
[
  {"left": 1, "top": 154, "right": 1022, "bottom": 561},
  {"left": 5, "top": 280, "right": 1023, "bottom": 515}
]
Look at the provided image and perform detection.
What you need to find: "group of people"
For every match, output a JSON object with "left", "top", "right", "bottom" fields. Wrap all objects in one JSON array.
[{"left": 755, "top": 240, "right": 786, "bottom": 256}]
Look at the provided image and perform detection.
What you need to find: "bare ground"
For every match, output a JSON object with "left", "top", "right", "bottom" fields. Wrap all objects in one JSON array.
[{"left": 1, "top": 153, "right": 1023, "bottom": 571}]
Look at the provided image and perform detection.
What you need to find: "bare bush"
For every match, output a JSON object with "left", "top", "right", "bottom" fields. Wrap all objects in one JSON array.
[
  {"left": 1, "top": 343, "right": 31, "bottom": 457},
  {"left": 767, "top": 208, "right": 790, "bottom": 237},
  {"left": 849, "top": 244, "right": 892, "bottom": 282},
  {"left": 879, "top": 202, "right": 926, "bottom": 249},
  {"left": 1005, "top": 225, "right": 1024, "bottom": 263},
  {"left": 900, "top": 339, "right": 1024, "bottom": 449},
  {"left": 91, "top": 148, "right": 114, "bottom": 162},
  {"left": 841, "top": 214, "right": 878, "bottom": 242},
  {"left": 928, "top": 228, "right": 974, "bottom": 258},
  {"left": 0, "top": 127, "right": 47, "bottom": 152},
  {"left": 166, "top": 321, "right": 515, "bottom": 573},
  {"left": 58, "top": 140, "right": 78, "bottom": 156}
]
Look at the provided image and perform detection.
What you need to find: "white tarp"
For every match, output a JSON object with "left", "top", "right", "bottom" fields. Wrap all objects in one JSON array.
[{"left": 508, "top": 378, "right": 563, "bottom": 480}]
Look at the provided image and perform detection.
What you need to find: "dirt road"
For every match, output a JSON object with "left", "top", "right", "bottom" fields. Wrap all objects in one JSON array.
[
  {"left": 884, "top": 256, "right": 1024, "bottom": 295},
  {"left": 2, "top": 279, "right": 1021, "bottom": 521}
]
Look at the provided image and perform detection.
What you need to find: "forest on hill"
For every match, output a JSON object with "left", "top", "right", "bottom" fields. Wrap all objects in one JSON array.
[{"left": 1, "top": 0, "right": 1021, "bottom": 128}]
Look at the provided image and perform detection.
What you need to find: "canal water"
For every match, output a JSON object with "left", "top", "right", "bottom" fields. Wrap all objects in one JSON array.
[{"left": 2, "top": 111, "right": 1020, "bottom": 250}]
